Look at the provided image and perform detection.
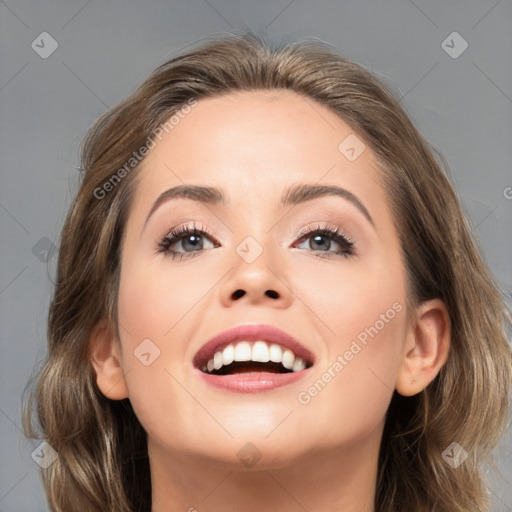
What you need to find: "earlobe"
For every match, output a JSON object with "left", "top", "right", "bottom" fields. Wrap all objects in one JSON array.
[
  {"left": 88, "top": 318, "right": 129, "bottom": 400},
  {"left": 396, "top": 299, "right": 451, "bottom": 397}
]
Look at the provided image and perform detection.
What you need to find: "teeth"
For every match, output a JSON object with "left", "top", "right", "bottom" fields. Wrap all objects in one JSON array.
[
  {"left": 252, "top": 341, "right": 270, "bottom": 362},
  {"left": 234, "top": 342, "right": 252, "bottom": 362},
  {"left": 202, "top": 341, "right": 310, "bottom": 374},
  {"left": 292, "top": 357, "right": 306, "bottom": 372},
  {"left": 282, "top": 349, "right": 295, "bottom": 370},
  {"left": 222, "top": 344, "right": 234, "bottom": 365},
  {"left": 214, "top": 351, "right": 223, "bottom": 370},
  {"left": 269, "top": 344, "right": 283, "bottom": 362}
]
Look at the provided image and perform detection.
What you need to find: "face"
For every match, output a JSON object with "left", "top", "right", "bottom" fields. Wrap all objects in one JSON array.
[{"left": 109, "top": 90, "right": 412, "bottom": 469}]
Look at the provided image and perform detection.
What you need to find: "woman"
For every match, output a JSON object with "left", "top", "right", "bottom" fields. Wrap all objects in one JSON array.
[{"left": 23, "top": 31, "right": 512, "bottom": 512}]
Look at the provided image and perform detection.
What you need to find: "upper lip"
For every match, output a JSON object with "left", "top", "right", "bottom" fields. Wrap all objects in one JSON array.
[{"left": 193, "top": 324, "right": 316, "bottom": 369}]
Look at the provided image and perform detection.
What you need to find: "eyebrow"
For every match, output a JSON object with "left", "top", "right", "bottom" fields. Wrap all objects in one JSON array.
[{"left": 143, "top": 183, "right": 374, "bottom": 230}]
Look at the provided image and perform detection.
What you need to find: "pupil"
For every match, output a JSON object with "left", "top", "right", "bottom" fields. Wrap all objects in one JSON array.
[
  {"left": 311, "top": 234, "right": 329, "bottom": 251},
  {"left": 184, "top": 235, "right": 202, "bottom": 251}
]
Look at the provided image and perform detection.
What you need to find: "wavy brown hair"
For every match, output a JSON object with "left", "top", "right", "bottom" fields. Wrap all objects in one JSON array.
[{"left": 22, "top": 31, "right": 512, "bottom": 512}]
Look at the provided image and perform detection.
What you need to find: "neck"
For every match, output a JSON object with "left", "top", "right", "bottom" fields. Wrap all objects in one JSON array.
[{"left": 149, "top": 425, "right": 382, "bottom": 512}]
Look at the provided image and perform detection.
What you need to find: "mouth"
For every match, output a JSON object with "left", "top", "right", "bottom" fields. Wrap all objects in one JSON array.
[
  {"left": 199, "top": 340, "right": 313, "bottom": 375},
  {"left": 193, "top": 325, "right": 315, "bottom": 392}
]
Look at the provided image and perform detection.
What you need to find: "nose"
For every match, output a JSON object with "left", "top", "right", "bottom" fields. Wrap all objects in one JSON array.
[
  {"left": 218, "top": 242, "right": 293, "bottom": 308},
  {"left": 230, "top": 287, "right": 279, "bottom": 301}
]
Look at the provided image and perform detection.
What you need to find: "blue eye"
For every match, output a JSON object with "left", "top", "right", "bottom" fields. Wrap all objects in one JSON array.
[
  {"left": 157, "top": 223, "right": 356, "bottom": 260},
  {"left": 294, "top": 224, "right": 355, "bottom": 259},
  {"left": 157, "top": 223, "right": 218, "bottom": 261}
]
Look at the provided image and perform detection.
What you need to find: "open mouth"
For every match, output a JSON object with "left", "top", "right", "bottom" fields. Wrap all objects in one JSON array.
[{"left": 198, "top": 341, "right": 314, "bottom": 375}]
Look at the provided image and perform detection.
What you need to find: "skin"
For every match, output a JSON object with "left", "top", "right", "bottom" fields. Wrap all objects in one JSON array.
[{"left": 90, "top": 90, "right": 450, "bottom": 512}]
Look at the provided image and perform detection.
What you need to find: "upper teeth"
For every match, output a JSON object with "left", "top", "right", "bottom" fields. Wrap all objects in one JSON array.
[{"left": 202, "top": 341, "right": 307, "bottom": 373}]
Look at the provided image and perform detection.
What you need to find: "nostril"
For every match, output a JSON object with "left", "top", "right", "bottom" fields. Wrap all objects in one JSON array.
[{"left": 232, "top": 289, "right": 245, "bottom": 299}]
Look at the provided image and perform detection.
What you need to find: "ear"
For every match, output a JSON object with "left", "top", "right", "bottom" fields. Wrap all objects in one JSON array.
[
  {"left": 89, "top": 318, "right": 129, "bottom": 400},
  {"left": 396, "top": 299, "right": 451, "bottom": 397}
]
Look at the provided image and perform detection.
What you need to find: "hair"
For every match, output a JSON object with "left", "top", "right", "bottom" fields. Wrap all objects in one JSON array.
[{"left": 22, "top": 31, "right": 512, "bottom": 512}]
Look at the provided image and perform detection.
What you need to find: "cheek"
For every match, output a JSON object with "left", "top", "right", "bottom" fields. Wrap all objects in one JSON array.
[
  {"left": 291, "top": 254, "right": 406, "bottom": 439},
  {"left": 297, "top": 306, "right": 405, "bottom": 445},
  {"left": 114, "top": 257, "right": 180, "bottom": 420},
  {"left": 115, "top": 254, "right": 224, "bottom": 435},
  {"left": 290, "top": 246, "right": 406, "bottom": 352},
  {"left": 117, "top": 255, "right": 204, "bottom": 345}
]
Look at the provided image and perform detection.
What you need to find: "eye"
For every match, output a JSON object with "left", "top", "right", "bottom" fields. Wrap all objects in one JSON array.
[
  {"left": 156, "top": 223, "right": 219, "bottom": 260},
  {"left": 294, "top": 224, "right": 355, "bottom": 259},
  {"left": 156, "top": 222, "right": 355, "bottom": 261}
]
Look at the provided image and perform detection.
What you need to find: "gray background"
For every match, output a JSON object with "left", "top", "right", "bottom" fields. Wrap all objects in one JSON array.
[{"left": 1, "top": 1, "right": 511, "bottom": 511}]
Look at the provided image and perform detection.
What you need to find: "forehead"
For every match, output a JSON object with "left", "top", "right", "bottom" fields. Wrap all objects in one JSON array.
[{"left": 132, "top": 90, "right": 383, "bottom": 207}]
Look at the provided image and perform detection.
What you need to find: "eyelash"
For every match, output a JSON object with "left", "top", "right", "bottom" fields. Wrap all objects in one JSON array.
[
  {"left": 156, "top": 222, "right": 356, "bottom": 261},
  {"left": 296, "top": 224, "right": 355, "bottom": 259},
  {"left": 156, "top": 223, "right": 218, "bottom": 261}
]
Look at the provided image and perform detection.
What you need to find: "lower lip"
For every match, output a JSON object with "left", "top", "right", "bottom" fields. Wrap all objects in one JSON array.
[{"left": 195, "top": 367, "right": 311, "bottom": 392}]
